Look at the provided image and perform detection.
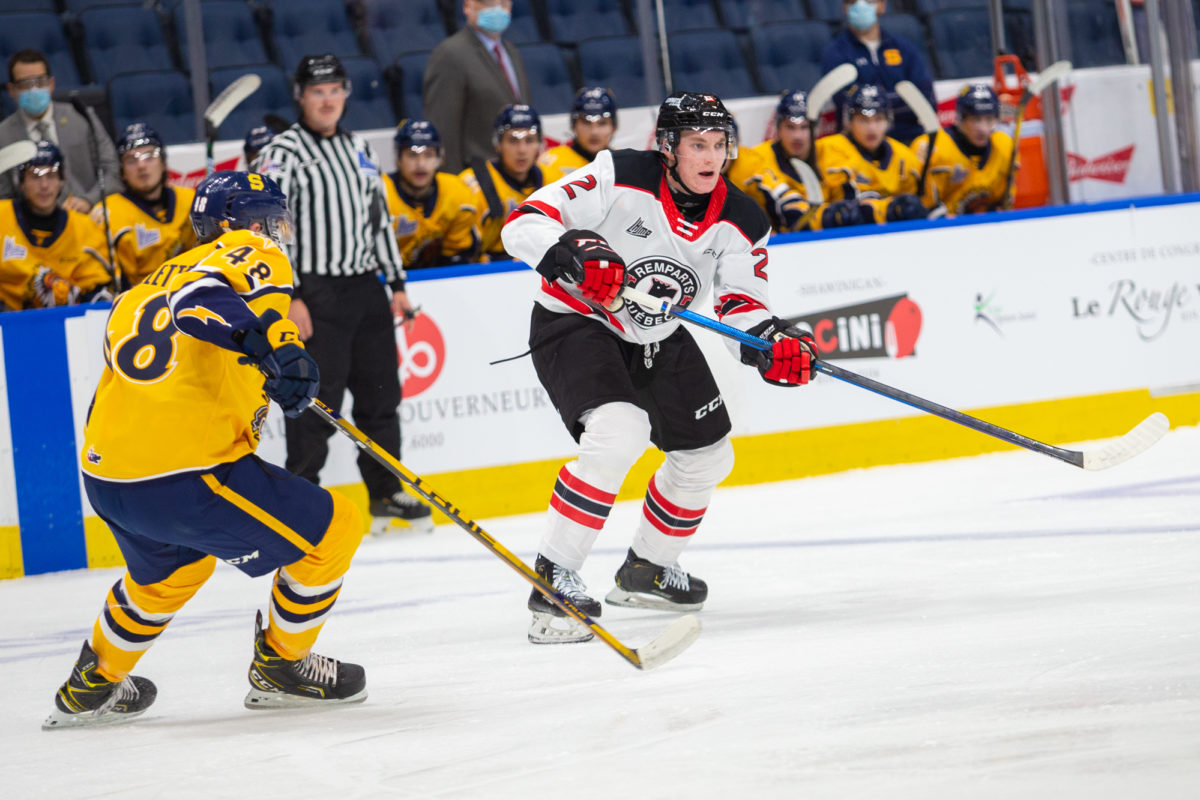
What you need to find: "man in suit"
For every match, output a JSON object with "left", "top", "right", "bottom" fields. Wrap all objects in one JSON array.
[
  {"left": 423, "top": 0, "right": 531, "bottom": 173},
  {"left": 0, "top": 49, "right": 121, "bottom": 212}
]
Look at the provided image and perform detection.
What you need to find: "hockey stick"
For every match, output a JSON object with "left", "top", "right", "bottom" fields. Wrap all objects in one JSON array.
[
  {"left": 806, "top": 63, "right": 859, "bottom": 125},
  {"left": 263, "top": 113, "right": 291, "bottom": 134},
  {"left": 204, "top": 73, "right": 261, "bottom": 176},
  {"left": 307, "top": 398, "right": 701, "bottom": 670},
  {"left": 619, "top": 286, "right": 1168, "bottom": 471},
  {"left": 1002, "top": 60, "right": 1072, "bottom": 209},
  {"left": 788, "top": 157, "right": 825, "bottom": 231},
  {"left": 894, "top": 81, "right": 940, "bottom": 198},
  {"left": 0, "top": 140, "right": 37, "bottom": 176}
]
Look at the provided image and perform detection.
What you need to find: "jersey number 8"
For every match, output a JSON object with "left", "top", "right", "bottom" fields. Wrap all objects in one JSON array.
[{"left": 112, "top": 294, "right": 180, "bottom": 384}]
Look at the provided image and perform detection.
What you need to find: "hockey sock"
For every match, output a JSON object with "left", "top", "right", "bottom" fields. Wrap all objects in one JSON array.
[
  {"left": 631, "top": 438, "right": 733, "bottom": 567},
  {"left": 91, "top": 555, "right": 217, "bottom": 681}
]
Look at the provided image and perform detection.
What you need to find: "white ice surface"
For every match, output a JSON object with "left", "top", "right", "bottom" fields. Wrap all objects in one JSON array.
[{"left": 3, "top": 426, "right": 1199, "bottom": 799}]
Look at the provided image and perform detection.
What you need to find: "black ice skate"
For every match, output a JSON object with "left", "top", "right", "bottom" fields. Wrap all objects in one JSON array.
[
  {"left": 528, "top": 554, "right": 600, "bottom": 644},
  {"left": 244, "top": 611, "right": 367, "bottom": 709},
  {"left": 605, "top": 548, "right": 708, "bottom": 611},
  {"left": 42, "top": 641, "right": 157, "bottom": 730},
  {"left": 369, "top": 489, "right": 434, "bottom": 534}
]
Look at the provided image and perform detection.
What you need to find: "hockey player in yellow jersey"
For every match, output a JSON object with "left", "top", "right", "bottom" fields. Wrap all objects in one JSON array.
[
  {"left": 538, "top": 87, "right": 617, "bottom": 181},
  {"left": 96, "top": 123, "right": 196, "bottom": 289},
  {"left": 383, "top": 119, "right": 479, "bottom": 268},
  {"left": 915, "top": 83, "right": 1014, "bottom": 215},
  {"left": 0, "top": 141, "right": 112, "bottom": 311},
  {"left": 461, "top": 104, "right": 544, "bottom": 261},
  {"left": 44, "top": 171, "right": 370, "bottom": 730},
  {"left": 814, "top": 83, "right": 929, "bottom": 227}
]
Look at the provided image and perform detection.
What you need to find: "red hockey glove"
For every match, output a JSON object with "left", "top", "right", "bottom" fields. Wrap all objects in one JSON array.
[
  {"left": 534, "top": 228, "right": 627, "bottom": 306},
  {"left": 741, "top": 316, "right": 818, "bottom": 387}
]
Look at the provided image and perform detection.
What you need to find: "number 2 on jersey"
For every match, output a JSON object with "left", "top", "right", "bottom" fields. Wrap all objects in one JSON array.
[{"left": 112, "top": 294, "right": 180, "bottom": 384}]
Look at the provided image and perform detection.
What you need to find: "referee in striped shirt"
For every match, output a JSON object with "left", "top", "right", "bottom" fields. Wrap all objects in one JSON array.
[{"left": 259, "top": 54, "right": 432, "bottom": 531}]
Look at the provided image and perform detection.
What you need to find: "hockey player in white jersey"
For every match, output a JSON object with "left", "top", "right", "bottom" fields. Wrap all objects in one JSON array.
[{"left": 502, "top": 92, "right": 819, "bottom": 644}]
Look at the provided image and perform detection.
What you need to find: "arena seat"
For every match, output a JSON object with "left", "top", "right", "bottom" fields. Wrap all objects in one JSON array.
[
  {"left": 269, "top": 0, "right": 362, "bottom": 71},
  {"left": 515, "top": 42, "right": 577, "bottom": 115},
  {"left": 364, "top": 0, "right": 447, "bottom": 65},
  {"left": 750, "top": 20, "right": 829, "bottom": 96},
  {"left": 0, "top": 12, "right": 83, "bottom": 89},
  {"left": 884, "top": 12, "right": 934, "bottom": 73},
  {"left": 668, "top": 29, "right": 758, "bottom": 100},
  {"left": 80, "top": 6, "right": 175, "bottom": 86},
  {"left": 7, "top": 0, "right": 58, "bottom": 12},
  {"left": 543, "top": 0, "right": 632, "bottom": 44},
  {"left": 63, "top": 0, "right": 144, "bottom": 11},
  {"left": 928, "top": 8, "right": 995, "bottom": 78},
  {"left": 174, "top": 1, "right": 270, "bottom": 71},
  {"left": 339, "top": 56, "right": 396, "bottom": 131},
  {"left": 108, "top": 69, "right": 194, "bottom": 145},
  {"left": 717, "top": 0, "right": 810, "bottom": 29},
  {"left": 578, "top": 35, "right": 653, "bottom": 109},
  {"left": 208, "top": 64, "right": 292, "bottom": 143},
  {"left": 390, "top": 51, "right": 429, "bottom": 120},
  {"left": 806, "top": 0, "right": 845, "bottom": 23},
  {"left": 1066, "top": 0, "right": 1127, "bottom": 68},
  {"left": 658, "top": 0, "right": 722, "bottom": 32}
]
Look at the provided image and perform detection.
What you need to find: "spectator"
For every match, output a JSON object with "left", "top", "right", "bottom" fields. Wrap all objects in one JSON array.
[
  {"left": 257, "top": 54, "right": 433, "bottom": 533},
  {"left": 915, "top": 83, "right": 1014, "bottom": 215},
  {"left": 0, "top": 141, "right": 111, "bottom": 311},
  {"left": 243, "top": 126, "right": 276, "bottom": 169},
  {"left": 0, "top": 49, "right": 120, "bottom": 211},
  {"left": 98, "top": 123, "right": 196, "bottom": 289},
  {"left": 538, "top": 87, "right": 618, "bottom": 181},
  {"left": 820, "top": 1, "right": 935, "bottom": 146},
  {"left": 423, "top": 0, "right": 531, "bottom": 173},
  {"left": 460, "top": 104, "right": 544, "bottom": 261},
  {"left": 383, "top": 119, "right": 480, "bottom": 268}
]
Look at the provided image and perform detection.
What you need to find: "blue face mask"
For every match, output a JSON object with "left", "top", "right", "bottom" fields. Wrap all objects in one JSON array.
[
  {"left": 477, "top": 6, "right": 511, "bottom": 34},
  {"left": 847, "top": 0, "right": 878, "bottom": 32},
  {"left": 18, "top": 87, "right": 51, "bottom": 116}
]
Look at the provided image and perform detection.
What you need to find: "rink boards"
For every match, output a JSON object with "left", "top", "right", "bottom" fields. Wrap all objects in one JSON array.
[{"left": 2, "top": 195, "right": 1198, "bottom": 577}]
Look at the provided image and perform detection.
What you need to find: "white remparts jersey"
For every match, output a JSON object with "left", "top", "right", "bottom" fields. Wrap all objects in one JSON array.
[{"left": 501, "top": 149, "right": 774, "bottom": 347}]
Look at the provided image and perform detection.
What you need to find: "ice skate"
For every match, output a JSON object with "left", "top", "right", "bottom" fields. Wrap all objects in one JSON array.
[
  {"left": 42, "top": 641, "right": 157, "bottom": 730},
  {"left": 369, "top": 489, "right": 434, "bottom": 534},
  {"left": 528, "top": 554, "right": 600, "bottom": 644},
  {"left": 605, "top": 548, "right": 707, "bottom": 611},
  {"left": 244, "top": 611, "right": 367, "bottom": 709}
]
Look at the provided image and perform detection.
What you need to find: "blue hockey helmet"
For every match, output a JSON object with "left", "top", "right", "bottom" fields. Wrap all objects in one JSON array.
[
  {"left": 842, "top": 83, "right": 891, "bottom": 126},
  {"left": 571, "top": 87, "right": 617, "bottom": 126},
  {"left": 116, "top": 122, "right": 164, "bottom": 158},
  {"left": 20, "top": 139, "right": 63, "bottom": 179},
  {"left": 775, "top": 89, "right": 809, "bottom": 124},
  {"left": 243, "top": 126, "right": 276, "bottom": 161},
  {"left": 956, "top": 83, "right": 1000, "bottom": 119},
  {"left": 493, "top": 104, "right": 541, "bottom": 145},
  {"left": 394, "top": 119, "right": 442, "bottom": 153},
  {"left": 191, "top": 170, "right": 294, "bottom": 247}
]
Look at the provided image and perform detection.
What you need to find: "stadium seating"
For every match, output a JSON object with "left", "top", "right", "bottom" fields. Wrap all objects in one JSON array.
[
  {"left": 928, "top": 8, "right": 995, "bottom": 78},
  {"left": 389, "top": 51, "right": 429, "bottom": 120},
  {"left": 884, "top": 12, "right": 935, "bottom": 74},
  {"left": 750, "top": 20, "right": 829, "bottom": 95},
  {"left": 208, "top": 64, "right": 292, "bottom": 142},
  {"left": 339, "top": 56, "right": 396, "bottom": 131},
  {"left": 806, "top": 0, "right": 845, "bottom": 24},
  {"left": 515, "top": 42, "right": 577, "bottom": 115},
  {"left": 0, "top": 12, "right": 83, "bottom": 89},
  {"left": 174, "top": 1, "right": 270, "bottom": 71},
  {"left": 108, "top": 69, "right": 194, "bottom": 144},
  {"left": 8, "top": 0, "right": 58, "bottom": 12},
  {"left": 80, "top": 6, "right": 176, "bottom": 86},
  {"left": 64, "top": 0, "right": 142, "bottom": 11},
  {"left": 1066, "top": 0, "right": 1126, "bottom": 68},
  {"left": 658, "top": 0, "right": 723, "bottom": 33},
  {"left": 717, "top": 0, "right": 810, "bottom": 29},
  {"left": 268, "top": 0, "right": 363, "bottom": 71},
  {"left": 578, "top": 35, "right": 653, "bottom": 109},
  {"left": 364, "top": 0, "right": 447, "bottom": 65},
  {"left": 668, "top": 29, "right": 758, "bottom": 100},
  {"left": 543, "top": 0, "right": 633, "bottom": 44}
]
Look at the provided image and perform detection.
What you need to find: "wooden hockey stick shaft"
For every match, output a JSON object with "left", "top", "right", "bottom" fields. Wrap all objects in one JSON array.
[
  {"left": 619, "top": 286, "right": 1167, "bottom": 471},
  {"left": 307, "top": 399, "right": 700, "bottom": 670},
  {"left": 1002, "top": 60, "right": 1072, "bottom": 209},
  {"left": 204, "top": 74, "right": 261, "bottom": 176},
  {"left": 895, "top": 81, "right": 940, "bottom": 198}
]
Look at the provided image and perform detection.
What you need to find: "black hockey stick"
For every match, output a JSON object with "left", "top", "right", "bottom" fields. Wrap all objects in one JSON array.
[
  {"left": 619, "top": 287, "right": 1168, "bottom": 471},
  {"left": 307, "top": 398, "right": 701, "bottom": 670},
  {"left": 68, "top": 95, "right": 118, "bottom": 291}
]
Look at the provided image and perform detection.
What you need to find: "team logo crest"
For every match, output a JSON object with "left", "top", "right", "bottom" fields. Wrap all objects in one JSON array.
[
  {"left": 395, "top": 215, "right": 418, "bottom": 236},
  {"left": 624, "top": 256, "right": 699, "bottom": 328},
  {"left": 135, "top": 223, "right": 161, "bottom": 250},
  {"left": 2, "top": 235, "right": 27, "bottom": 261}
]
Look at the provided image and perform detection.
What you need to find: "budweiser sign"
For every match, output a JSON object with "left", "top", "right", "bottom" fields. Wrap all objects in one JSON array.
[{"left": 1067, "top": 145, "right": 1135, "bottom": 183}]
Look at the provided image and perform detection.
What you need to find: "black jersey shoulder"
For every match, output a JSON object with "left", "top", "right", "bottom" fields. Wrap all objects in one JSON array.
[
  {"left": 719, "top": 177, "right": 771, "bottom": 243},
  {"left": 610, "top": 149, "right": 663, "bottom": 193}
]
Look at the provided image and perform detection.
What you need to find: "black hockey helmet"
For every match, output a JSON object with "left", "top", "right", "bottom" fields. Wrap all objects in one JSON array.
[
  {"left": 841, "top": 83, "right": 891, "bottom": 127},
  {"left": 293, "top": 53, "right": 350, "bottom": 98},
  {"left": 116, "top": 122, "right": 164, "bottom": 158},
  {"left": 395, "top": 119, "right": 442, "bottom": 153},
  {"left": 20, "top": 139, "right": 63, "bottom": 179},
  {"left": 571, "top": 87, "right": 618, "bottom": 127},
  {"left": 956, "top": 83, "right": 1000, "bottom": 119},
  {"left": 775, "top": 90, "right": 809, "bottom": 125},
  {"left": 655, "top": 91, "right": 737, "bottom": 159}
]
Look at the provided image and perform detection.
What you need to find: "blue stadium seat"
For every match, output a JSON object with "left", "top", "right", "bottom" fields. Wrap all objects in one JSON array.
[
  {"left": 515, "top": 43, "right": 575, "bottom": 115},
  {"left": 340, "top": 56, "right": 395, "bottom": 131},
  {"left": 578, "top": 35, "right": 652, "bottom": 108},
  {"left": 7, "top": 0, "right": 58, "bottom": 12},
  {"left": 1066, "top": 0, "right": 1126, "bottom": 68},
  {"left": 270, "top": 0, "right": 362, "bottom": 71},
  {"left": 81, "top": 7, "right": 175, "bottom": 86},
  {"left": 208, "top": 64, "right": 292, "bottom": 142},
  {"left": 543, "top": 0, "right": 631, "bottom": 44},
  {"left": 0, "top": 13, "right": 83, "bottom": 89},
  {"left": 750, "top": 20, "right": 829, "bottom": 95},
  {"left": 454, "top": 0, "right": 542, "bottom": 45},
  {"left": 667, "top": 29, "right": 757, "bottom": 100},
  {"left": 108, "top": 70, "right": 194, "bottom": 145},
  {"left": 928, "top": 8, "right": 994, "bottom": 78},
  {"left": 884, "top": 12, "right": 934, "bottom": 72},
  {"left": 807, "top": 0, "right": 845, "bottom": 23},
  {"left": 64, "top": 0, "right": 146, "bottom": 10},
  {"left": 717, "top": 0, "right": 810, "bottom": 29},
  {"left": 658, "top": 0, "right": 721, "bottom": 32},
  {"left": 364, "top": 0, "right": 446, "bottom": 64},
  {"left": 911, "top": 0, "right": 1031, "bottom": 14},
  {"left": 174, "top": 1, "right": 269, "bottom": 70},
  {"left": 391, "top": 51, "right": 429, "bottom": 119}
]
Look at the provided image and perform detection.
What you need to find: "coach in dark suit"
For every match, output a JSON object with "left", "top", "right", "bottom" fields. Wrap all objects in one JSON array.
[
  {"left": 423, "top": 0, "right": 531, "bottom": 173},
  {"left": 0, "top": 49, "right": 120, "bottom": 211}
]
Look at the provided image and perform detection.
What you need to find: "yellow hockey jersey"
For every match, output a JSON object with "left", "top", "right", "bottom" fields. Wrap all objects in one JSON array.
[
  {"left": 81, "top": 228, "right": 295, "bottom": 482},
  {"left": 537, "top": 142, "right": 595, "bottom": 181},
  {"left": 104, "top": 186, "right": 197, "bottom": 289},
  {"left": 815, "top": 133, "right": 921, "bottom": 223},
  {"left": 0, "top": 199, "right": 111, "bottom": 311},
  {"left": 383, "top": 171, "right": 479, "bottom": 268},
  {"left": 724, "top": 140, "right": 819, "bottom": 233},
  {"left": 915, "top": 128, "right": 1015, "bottom": 215},
  {"left": 460, "top": 160, "right": 544, "bottom": 260}
]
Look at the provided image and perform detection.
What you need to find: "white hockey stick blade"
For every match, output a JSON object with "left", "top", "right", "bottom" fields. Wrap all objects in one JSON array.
[
  {"left": 634, "top": 614, "right": 701, "bottom": 670},
  {"left": 1028, "top": 60, "right": 1072, "bottom": 97},
  {"left": 1080, "top": 412, "right": 1169, "bottom": 471},
  {"left": 895, "top": 80, "right": 940, "bottom": 134},
  {"left": 806, "top": 63, "right": 859, "bottom": 123},
  {"left": 790, "top": 157, "right": 824, "bottom": 204},
  {"left": 0, "top": 140, "right": 37, "bottom": 174},
  {"left": 204, "top": 74, "right": 261, "bottom": 129}
]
